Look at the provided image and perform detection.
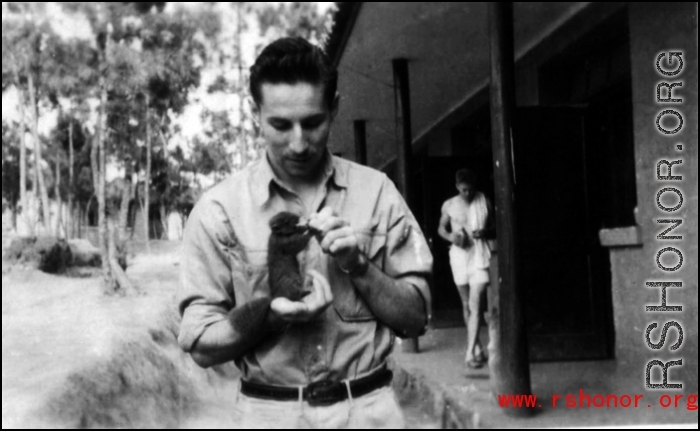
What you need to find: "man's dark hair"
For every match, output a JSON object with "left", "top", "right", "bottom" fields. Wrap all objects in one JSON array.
[
  {"left": 455, "top": 168, "right": 477, "bottom": 185},
  {"left": 249, "top": 37, "right": 338, "bottom": 108}
]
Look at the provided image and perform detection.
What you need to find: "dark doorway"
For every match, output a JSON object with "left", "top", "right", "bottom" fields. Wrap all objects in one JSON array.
[{"left": 513, "top": 107, "right": 615, "bottom": 361}]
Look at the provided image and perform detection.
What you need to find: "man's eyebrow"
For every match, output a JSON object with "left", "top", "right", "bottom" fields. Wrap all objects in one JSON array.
[
  {"left": 267, "top": 116, "right": 291, "bottom": 123},
  {"left": 267, "top": 113, "right": 326, "bottom": 123},
  {"left": 302, "top": 113, "right": 326, "bottom": 121}
]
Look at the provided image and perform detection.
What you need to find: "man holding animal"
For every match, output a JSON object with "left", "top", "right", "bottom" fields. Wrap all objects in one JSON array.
[{"left": 178, "top": 37, "right": 433, "bottom": 429}]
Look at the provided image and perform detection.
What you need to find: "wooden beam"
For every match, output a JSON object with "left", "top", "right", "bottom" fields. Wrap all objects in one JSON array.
[
  {"left": 392, "top": 59, "right": 413, "bottom": 202},
  {"left": 487, "top": 2, "right": 533, "bottom": 415},
  {"left": 353, "top": 120, "right": 368, "bottom": 165},
  {"left": 392, "top": 58, "right": 420, "bottom": 354}
]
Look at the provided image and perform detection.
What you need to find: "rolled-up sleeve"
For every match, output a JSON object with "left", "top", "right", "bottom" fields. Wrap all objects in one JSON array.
[
  {"left": 178, "top": 196, "right": 235, "bottom": 352},
  {"left": 380, "top": 177, "right": 434, "bottom": 329}
]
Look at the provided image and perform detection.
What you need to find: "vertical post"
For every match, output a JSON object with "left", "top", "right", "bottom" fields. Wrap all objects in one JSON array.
[
  {"left": 144, "top": 100, "right": 151, "bottom": 255},
  {"left": 392, "top": 58, "right": 420, "bottom": 353},
  {"left": 487, "top": 2, "right": 532, "bottom": 415},
  {"left": 392, "top": 59, "right": 413, "bottom": 201},
  {"left": 353, "top": 120, "right": 368, "bottom": 165}
]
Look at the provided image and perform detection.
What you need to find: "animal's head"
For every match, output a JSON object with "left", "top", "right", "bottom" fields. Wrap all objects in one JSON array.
[{"left": 268, "top": 211, "right": 313, "bottom": 254}]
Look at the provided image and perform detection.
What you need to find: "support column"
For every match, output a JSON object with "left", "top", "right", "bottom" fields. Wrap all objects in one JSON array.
[
  {"left": 392, "top": 58, "right": 420, "bottom": 353},
  {"left": 487, "top": 1, "right": 532, "bottom": 415},
  {"left": 353, "top": 120, "right": 368, "bottom": 165}
]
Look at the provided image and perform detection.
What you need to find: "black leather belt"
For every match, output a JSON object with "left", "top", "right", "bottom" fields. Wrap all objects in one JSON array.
[{"left": 240, "top": 368, "right": 393, "bottom": 407}]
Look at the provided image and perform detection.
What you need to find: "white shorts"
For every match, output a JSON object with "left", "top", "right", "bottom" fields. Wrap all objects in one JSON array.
[{"left": 449, "top": 246, "right": 490, "bottom": 286}]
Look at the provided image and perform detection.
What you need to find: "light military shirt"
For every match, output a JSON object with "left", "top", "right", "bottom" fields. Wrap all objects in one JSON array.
[{"left": 178, "top": 152, "right": 433, "bottom": 386}]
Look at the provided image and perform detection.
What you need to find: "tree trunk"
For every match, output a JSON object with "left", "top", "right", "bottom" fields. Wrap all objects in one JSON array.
[
  {"left": 144, "top": 101, "right": 151, "bottom": 253},
  {"left": 160, "top": 203, "right": 167, "bottom": 240},
  {"left": 27, "top": 73, "right": 51, "bottom": 235},
  {"left": 108, "top": 218, "right": 136, "bottom": 295},
  {"left": 32, "top": 154, "right": 39, "bottom": 233},
  {"left": 118, "top": 158, "right": 133, "bottom": 246},
  {"left": 69, "top": 202, "right": 76, "bottom": 240},
  {"left": 95, "top": 73, "right": 113, "bottom": 292},
  {"left": 68, "top": 122, "right": 75, "bottom": 238},
  {"left": 18, "top": 88, "right": 28, "bottom": 234},
  {"left": 54, "top": 159, "right": 62, "bottom": 237},
  {"left": 79, "top": 204, "right": 85, "bottom": 239},
  {"left": 76, "top": 203, "right": 81, "bottom": 239},
  {"left": 157, "top": 123, "right": 170, "bottom": 237}
]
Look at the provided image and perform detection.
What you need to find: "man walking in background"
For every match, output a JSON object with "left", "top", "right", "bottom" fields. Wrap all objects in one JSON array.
[{"left": 438, "top": 168, "right": 493, "bottom": 370}]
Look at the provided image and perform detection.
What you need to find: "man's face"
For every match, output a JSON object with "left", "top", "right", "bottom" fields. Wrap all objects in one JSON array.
[
  {"left": 255, "top": 82, "right": 337, "bottom": 184},
  {"left": 456, "top": 182, "right": 476, "bottom": 202}
]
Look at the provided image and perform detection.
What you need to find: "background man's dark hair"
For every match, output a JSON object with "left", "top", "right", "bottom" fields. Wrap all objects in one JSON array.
[
  {"left": 455, "top": 168, "right": 477, "bottom": 186},
  {"left": 249, "top": 37, "right": 338, "bottom": 109}
]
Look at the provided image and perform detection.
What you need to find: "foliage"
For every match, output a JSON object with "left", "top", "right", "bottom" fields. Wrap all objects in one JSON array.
[
  {"left": 256, "top": 2, "right": 336, "bottom": 46},
  {"left": 2, "top": 2, "right": 338, "bottom": 237}
]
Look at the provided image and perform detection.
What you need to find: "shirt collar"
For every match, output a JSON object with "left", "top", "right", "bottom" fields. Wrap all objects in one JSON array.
[{"left": 252, "top": 150, "right": 348, "bottom": 208}]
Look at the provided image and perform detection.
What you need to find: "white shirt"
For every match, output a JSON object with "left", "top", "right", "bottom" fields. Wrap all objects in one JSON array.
[{"left": 442, "top": 191, "right": 491, "bottom": 271}]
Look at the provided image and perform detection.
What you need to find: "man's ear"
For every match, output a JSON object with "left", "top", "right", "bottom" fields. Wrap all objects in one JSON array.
[
  {"left": 330, "top": 92, "right": 340, "bottom": 119},
  {"left": 248, "top": 96, "right": 261, "bottom": 133}
]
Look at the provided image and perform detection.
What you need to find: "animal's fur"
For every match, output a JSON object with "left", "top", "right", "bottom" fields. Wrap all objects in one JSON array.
[
  {"left": 227, "top": 212, "right": 313, "bottom": 336},
  {"left": 267, "top": 212, "right": 313, "bottom": 302}
]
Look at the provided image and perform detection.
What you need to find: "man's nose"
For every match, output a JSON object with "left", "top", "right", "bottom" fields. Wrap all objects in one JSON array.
[{"left": 288, "top": 124, "right": 308, "bottom": 153}]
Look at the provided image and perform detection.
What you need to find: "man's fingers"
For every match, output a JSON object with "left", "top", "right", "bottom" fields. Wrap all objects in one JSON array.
[
  {"left": 271, "top": 297, "right": 309, "bottom": 317},
  {"left": 314, "top": 218, "right": 347, "bottom": 238},
  {"left": 308, "top": 207, "right": 348, "bottom": 237},
  {"left": 307, "top": 269, "right": 333, "bottom": 305},
  {"left": 316, "top": 207, "right": 335, "bottom": 218},
  {"left": 328, "top": 236, "right": 358, "bottom": 256},
  {"left": 320, "top": 226, "right": 355, "bottom": 253},
  {"left": 270, "top": 271, "right": 333, "bottom": 323}
]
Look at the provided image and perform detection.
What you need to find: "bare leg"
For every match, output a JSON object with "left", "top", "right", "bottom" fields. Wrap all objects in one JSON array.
[
  {"left": 456, "top": 284, "right": 483, "bottom": 361},
  {"left": 455, "top": 282, "right": 472, "bottom": 345},
  {"left": 455, "top": 283, "right": 470, "bottom": 333},
  {"left": 465, "top": 281, "right": 488, "bottom": 363}
]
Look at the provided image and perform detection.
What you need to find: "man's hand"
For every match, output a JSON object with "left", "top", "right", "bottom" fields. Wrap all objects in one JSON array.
[
  {"left": 451, "top": 230, "right": 465, "bottom": 246},
  {"left": 308, "top": 207, "right": 362, "bottom": 271},
  {"left": 270, "top": 269, "right": 333, "bottom": 323}
]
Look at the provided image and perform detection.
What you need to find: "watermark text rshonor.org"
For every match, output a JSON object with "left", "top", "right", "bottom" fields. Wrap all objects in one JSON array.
[
  {"left": 646, "top": 51, "right": 686, "bottom": 390},
  {"left": 497, "top": 391, "right": 698, "bottom": 410}
]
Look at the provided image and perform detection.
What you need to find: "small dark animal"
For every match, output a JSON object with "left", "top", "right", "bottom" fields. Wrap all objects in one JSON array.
[
  {"left": 227, "top": 212, "right": 314, "bottom": 337},
  {"left": 267, "top": 211, "right": 314, "bottom": 302}
]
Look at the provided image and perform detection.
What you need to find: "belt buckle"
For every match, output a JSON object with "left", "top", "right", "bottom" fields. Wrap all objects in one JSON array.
[{"left": 305, "top": 380, "right": 341, "bottom": 407}]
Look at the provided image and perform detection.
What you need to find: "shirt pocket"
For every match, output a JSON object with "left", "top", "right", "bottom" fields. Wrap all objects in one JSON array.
[{"left": 332, "top": 273, "right": 375, "bottom": 322}]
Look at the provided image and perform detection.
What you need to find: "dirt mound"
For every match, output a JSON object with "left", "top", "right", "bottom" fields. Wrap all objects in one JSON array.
[
  {"left": 3, "top": 240, "right": 241, "bottom": 429},
  {"left": 34, "top": 298, "right": 240, "bottom": 429},
  {"left": 39, "top": 333, "right": 200, "bottom": 429}
]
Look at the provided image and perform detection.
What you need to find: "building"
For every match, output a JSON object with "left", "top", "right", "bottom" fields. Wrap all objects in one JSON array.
[{"left": 327, "top": 2, "right": 697, "bottom": 393}]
